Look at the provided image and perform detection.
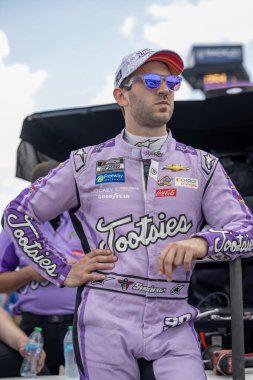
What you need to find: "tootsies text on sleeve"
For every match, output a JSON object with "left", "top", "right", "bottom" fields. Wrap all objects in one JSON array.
[{"left": 7, "top": 213, "right": 57, "bottom": 277}]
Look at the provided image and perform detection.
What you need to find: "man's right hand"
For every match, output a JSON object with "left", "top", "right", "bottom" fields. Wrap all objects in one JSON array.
[{"left": 63, "top": 249, "right": 117, "bottom": 287}]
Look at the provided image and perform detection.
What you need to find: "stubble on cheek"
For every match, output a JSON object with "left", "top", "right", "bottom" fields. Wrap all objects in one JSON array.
[{"left": 129, "top": 91, "right": 174, "bottom": 127}]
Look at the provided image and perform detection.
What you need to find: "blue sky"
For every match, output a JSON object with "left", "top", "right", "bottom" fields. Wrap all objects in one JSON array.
[{"left": 0, "top": 0, "right": 253, "bottom": 217}]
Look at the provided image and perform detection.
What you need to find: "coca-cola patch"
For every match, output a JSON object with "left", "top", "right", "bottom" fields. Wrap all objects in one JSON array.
[{"left": 155, "top": 188, "right": 177, "bottom": 197}]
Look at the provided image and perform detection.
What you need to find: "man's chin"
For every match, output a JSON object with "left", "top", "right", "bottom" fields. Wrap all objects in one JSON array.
[{"left": 153, "top": 113, "right": 171, "bottom": 126}]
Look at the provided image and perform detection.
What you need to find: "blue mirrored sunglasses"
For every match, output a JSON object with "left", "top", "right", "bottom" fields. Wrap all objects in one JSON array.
[{"left": 123, "top": 73, "right": 182, "bottom": 91}]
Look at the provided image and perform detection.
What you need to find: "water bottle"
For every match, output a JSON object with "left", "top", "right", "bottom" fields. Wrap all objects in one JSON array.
[
  {"left": 64, "top": 326, "right": 79, "bottom": 378},
  {"left": 20, "top": 326, "right": 44, "bottom": 378}
]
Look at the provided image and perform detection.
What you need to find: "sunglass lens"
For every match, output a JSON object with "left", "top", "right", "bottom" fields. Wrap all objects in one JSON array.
[
  {"left": 166, "top": 76, "right": 182, "bottom": 91},
  {"left": 144, "top": 74, "right": 161, "bottom": 89}
]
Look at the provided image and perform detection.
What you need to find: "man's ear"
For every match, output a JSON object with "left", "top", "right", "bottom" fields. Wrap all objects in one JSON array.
[{"left": 113, "top": 88, "right": 129, "bottom": 107}]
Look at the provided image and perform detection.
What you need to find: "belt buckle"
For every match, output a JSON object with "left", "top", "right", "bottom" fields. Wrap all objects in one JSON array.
[{"left": 50, "top": 315, "right": 62, "bottom": 323}]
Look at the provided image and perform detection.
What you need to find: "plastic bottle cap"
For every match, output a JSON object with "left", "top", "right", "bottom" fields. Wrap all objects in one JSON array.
[
  {"left": 68, "top": 326, "right": 73, "bottom": 331},
  {"left": 34, "top": 327, "right": 42, "bottom": 333}
]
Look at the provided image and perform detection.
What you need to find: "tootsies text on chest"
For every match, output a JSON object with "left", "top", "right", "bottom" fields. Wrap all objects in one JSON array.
[{"left": 97, "top": 213, "right": 193, "bottom": 253}]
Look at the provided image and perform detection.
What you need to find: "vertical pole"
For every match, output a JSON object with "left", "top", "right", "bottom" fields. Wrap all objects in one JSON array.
[{"left": 229, "top": 258, "right": 245, "bottom": 380}]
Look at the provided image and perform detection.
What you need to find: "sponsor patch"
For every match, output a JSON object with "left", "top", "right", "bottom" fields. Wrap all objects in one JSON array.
[
  {"left": 175, "top": 177, "right": 198, "bottom": 189},
  {"left": 155, "top": 188, "right": 177, "bottom": 197},
  {"left": 118, "top": 278, "right": 134, "bottom": 290},
  {"left": 143, "top": 150, "right": 163, "bottom": 158},
  {"left": 95, "top": 172, "right": 125, "bottom": 184},
  {"left": 149, "top": 160, "right": 159, "bottom": 181},
  {"left": 92, "top": 139, "right": 115, "bottom": 154},
  {"left": 170, "top": 284, "right": 185, "bottom": 295},
  {"left": 98, "top": 193, "right": 130, "bottom": 200},
  {"left": 210, "top": 228, "right": 253, "bottom": 255},
  {"left": 74, "top": 148, "right": 90, "bottom": 172},
  {"left": 157, "top": 176, "right": 173, "bottom": 186},
  {"left": 91, "top": 277, "right": 115, "bottom": 285},
  {"left": 7, "top": 213, "right": 57, "bottom": 278},
  {"left": 97, "top": 213, "right": 192, "bottom": 253},
  {"left": 132, "top": 282, "right": 166, "bottom": 294},
  {"left": 91, "top": 186, "right": 139, "bottom": 198},
  {"left": 96, "top": 158, "right": 124, "bottom": 173},
  {"left": 201, "top": 152, "right": 216, "bottom": 175},
  {"left": 175, "top": 143, "right": 196, "bottom": 155},
  {"left": 162, "top": 164, "right": 189, "bottom": 172}
]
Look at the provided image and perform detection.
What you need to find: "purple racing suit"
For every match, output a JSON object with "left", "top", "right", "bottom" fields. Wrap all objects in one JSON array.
[{"left": 3, "top": 130, "right": 253, "bottom": 380}]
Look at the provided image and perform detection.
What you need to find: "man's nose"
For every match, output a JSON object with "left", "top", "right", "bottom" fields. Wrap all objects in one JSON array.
[{"left": 157, "top": 78, "right": 171, "bottom": 95}]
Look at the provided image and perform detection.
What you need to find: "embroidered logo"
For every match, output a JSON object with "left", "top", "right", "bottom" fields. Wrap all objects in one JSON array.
[
  {"left": 118, "top": 278, "right": 134, "bottom": 291},
  {"left": 97, "top": 213, "right": 192, "bottom": 253},
  {"left": 211, "top": 228, "right": 253, "bottom": 255},
  {"left": 95, "top": 172, "right": 125, "bottom": 184},
  {"left": 96, "top": 158, "right": 124, "bottom": 173},
  {"left": 7, "top": 213, "right": 58, "bottom": 277},
  {"left": 74, "top": 148, "right": 89, "bottom": 172},
  {"left": 175, "top": 177, "right": 198, "bottom": 189},
  {"left": 135, "top": 139, "right": 160, "bottom": 148},
  {"left": 201, "top": 152, "right": 216, "bottom": 175},
  {"left": 157, "top": 176, "right": 173, "bottom": 186},
  {"left": 132, "top": 282, "right": 166, "bottom": 294},
  {"left": 143, "top": 150, "right": 163, "bottom": 158},
  {"left": 91, "top": 277, "right": 115, "bottom": 285},
  {"left": 155, "top": 189, "right": 177, "bottom": 197},
  {"left": 162, "top": 164, "right": 189, "bottom": 172},
  {"left": 170, "top": 284, "right": 185, "bottom": 295},
  {"left": 175, "top": 143, "right": 196, "bottom": 155}
]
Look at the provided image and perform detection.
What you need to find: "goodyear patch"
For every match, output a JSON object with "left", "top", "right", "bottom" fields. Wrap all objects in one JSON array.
[{"left": 95, "top": 172, "right": 125, "bottom": 184}]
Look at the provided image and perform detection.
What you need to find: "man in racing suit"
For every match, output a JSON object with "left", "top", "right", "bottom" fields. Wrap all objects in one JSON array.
[{"left": 3, "top": 48, "right": 253, "bottom": 380}]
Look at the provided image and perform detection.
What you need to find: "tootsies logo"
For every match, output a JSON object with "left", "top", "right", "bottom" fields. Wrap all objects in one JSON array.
[
  {"left": 211, "top": 228, "right": 253, "bottom": 255},
  {"left": 19, "top": 280, "right": 50, "bottom": 295},
  {"left": 97, "top": 213, "right": 192, "bottom": 253},
  {"left": 7, "top": 213, "right": 57, "bottom": 277}
]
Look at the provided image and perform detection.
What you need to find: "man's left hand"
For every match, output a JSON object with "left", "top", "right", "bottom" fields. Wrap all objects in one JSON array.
[{"left": 158, "top": 237, "right": 208, "bottom": 281}]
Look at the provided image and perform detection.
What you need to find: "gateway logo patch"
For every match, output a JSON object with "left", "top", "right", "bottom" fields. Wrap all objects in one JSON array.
[{"left": 96, "top": 172, "right": 125, "bottom": 184}]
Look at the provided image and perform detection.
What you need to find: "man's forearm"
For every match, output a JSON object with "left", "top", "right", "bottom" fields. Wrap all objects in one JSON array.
[
  {"left": 0, "top": 267, "right": 34, "bottom": 293},
  {"left": 0, "top": 308, "right": 27, "bottom": 351}
]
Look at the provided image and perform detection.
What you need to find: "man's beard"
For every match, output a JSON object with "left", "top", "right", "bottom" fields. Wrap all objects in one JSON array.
[{"left": 129, "top": 93, "right": 173, "bottom": 127}]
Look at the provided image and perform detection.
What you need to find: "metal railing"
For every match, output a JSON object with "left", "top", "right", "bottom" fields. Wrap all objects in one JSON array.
[{"left": 229, "top": 257, "right": 245, "bottom": 380}]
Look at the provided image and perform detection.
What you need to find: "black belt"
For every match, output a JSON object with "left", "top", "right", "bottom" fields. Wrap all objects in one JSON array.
[{"left": 21, "top": 312, "right": 74, "bottom": 324}]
